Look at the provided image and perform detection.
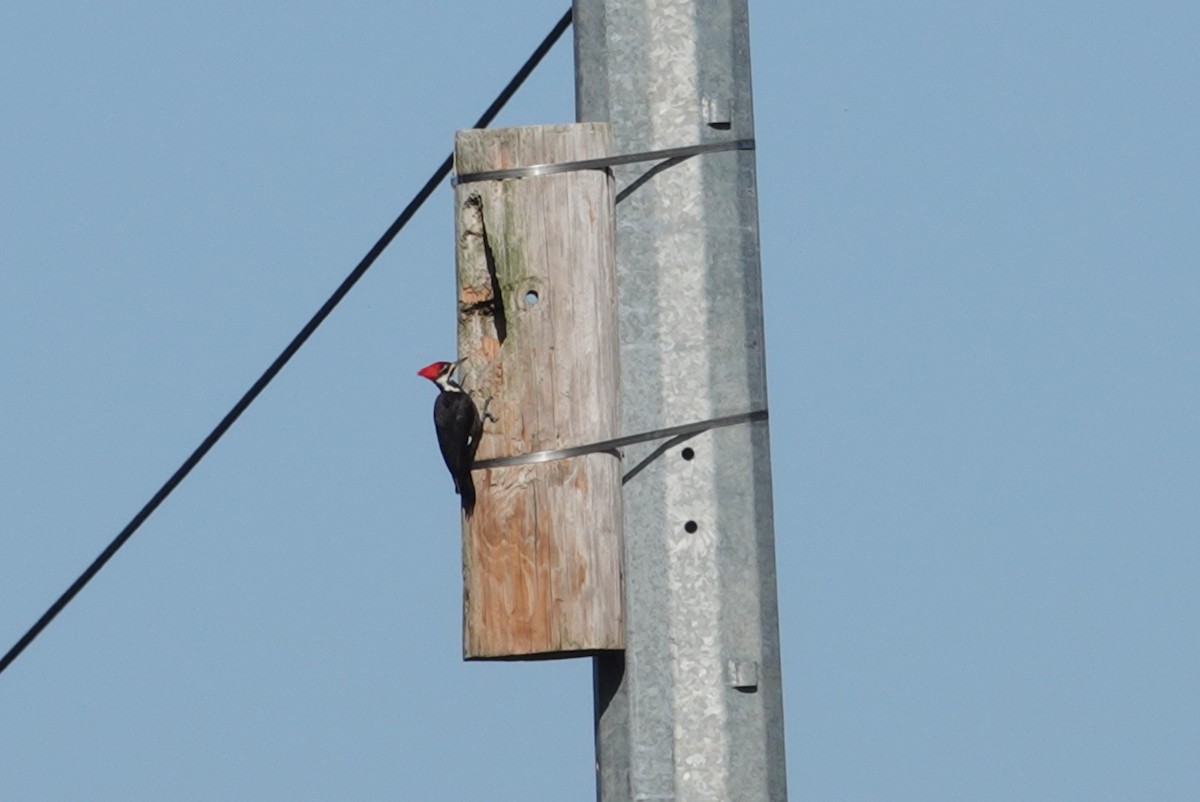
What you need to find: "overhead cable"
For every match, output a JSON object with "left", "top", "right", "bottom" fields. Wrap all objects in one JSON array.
[{"left": 0, "top": 7, "right": 574, "bottom": 678}]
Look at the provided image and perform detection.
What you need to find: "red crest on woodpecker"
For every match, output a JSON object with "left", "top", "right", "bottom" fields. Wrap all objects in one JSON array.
[{"left": 417, "top": 361, "right": 451, "bottom": 381}]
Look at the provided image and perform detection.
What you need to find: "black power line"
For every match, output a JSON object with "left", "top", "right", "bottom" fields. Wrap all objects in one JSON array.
[{"left": 0, "top": 8, "right": 574, "bottom": 678}]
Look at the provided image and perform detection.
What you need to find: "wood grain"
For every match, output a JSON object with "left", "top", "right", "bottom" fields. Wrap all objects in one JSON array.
[{"left": 453, "top": 124, "right": 624, "bottom": 659}]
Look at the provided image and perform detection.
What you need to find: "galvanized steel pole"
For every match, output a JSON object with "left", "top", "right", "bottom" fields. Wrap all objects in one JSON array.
[{"left": 574, "top": 1, "right": 788, "bottom": 800}]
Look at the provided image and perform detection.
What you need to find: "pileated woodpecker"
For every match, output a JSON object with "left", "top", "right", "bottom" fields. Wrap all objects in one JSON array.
[{"left": 417, "top": 358, "right": 484, "bottom": 516}]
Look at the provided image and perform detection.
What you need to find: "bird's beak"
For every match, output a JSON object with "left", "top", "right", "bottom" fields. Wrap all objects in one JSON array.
[{"left": 449, "top": 357, "right": 468, "bottom": 378}]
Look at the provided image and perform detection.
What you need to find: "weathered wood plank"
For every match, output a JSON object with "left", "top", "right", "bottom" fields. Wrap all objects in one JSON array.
[{"left": 453, "top": 123, "right": 623, "bottom": 659}]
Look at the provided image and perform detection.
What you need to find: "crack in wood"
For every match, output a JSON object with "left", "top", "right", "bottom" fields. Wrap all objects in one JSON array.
[{"left": 464, "top": 194, "right": 507, "bottom": 344}]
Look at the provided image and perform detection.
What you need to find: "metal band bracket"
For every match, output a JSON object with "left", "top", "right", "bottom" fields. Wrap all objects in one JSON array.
[
  {"left": 452, "top": 138, "right": 755, "bottom": 186},
  {"left": 471, "top": 409, "right": 768, "bottom": 475}
]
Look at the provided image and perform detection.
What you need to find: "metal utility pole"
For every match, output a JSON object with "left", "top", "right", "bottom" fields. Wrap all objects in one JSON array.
[{"left": 575, "top": 1, "right": 787, "bottom": 800}]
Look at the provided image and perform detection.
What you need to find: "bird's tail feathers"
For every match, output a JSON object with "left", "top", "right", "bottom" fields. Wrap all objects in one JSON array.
[{"left": 460, "top": 472, "right": 476, "bottom": 517}]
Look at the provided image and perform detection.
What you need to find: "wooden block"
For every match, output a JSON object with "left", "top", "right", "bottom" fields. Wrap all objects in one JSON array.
[{"left": 453, "top": 123, "right": 624, "bottom": 659}]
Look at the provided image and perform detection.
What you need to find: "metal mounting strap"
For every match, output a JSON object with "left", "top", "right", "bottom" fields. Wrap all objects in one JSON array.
[
  {"left": 451, "top": 138, "right": 755, "bottom": 186},
  {"left": 471, "top": 408, "right": 768, "bottom": 472}
]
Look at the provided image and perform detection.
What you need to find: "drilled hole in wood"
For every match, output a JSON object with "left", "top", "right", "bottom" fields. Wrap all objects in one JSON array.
[
  {"left": 525, "top": 290, "right": 540, "bottom": 306},
  {"left": 681, "top": 447, "right": 695, "bottom": 461},
  {"left": 684, "top": 520, "right": 698, "bottom": 534}
]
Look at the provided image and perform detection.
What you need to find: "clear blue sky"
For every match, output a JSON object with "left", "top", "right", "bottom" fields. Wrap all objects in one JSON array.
[{"left": 2, "top": 2, "right": 1197, "bottom": 799}]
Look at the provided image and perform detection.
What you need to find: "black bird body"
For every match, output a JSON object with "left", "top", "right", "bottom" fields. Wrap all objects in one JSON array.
[{"left": 418, "top": 360, "right": 483, "bottom": 515}]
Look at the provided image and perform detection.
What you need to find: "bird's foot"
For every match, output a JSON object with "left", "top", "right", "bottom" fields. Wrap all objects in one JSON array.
[{"left": 481, "top": 396, "right": 499, "bottom": 424}]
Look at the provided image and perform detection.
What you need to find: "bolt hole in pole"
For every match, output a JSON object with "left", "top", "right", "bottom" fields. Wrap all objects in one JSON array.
[
  {"left": 681, "top": 447, "right": 695, "bottom": 461},
  {"left": 525, "top": 289, "right": 540, "bottom": 306},
  {"left": 684, "top": 520, "right": 698, "bottom": 534}
]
